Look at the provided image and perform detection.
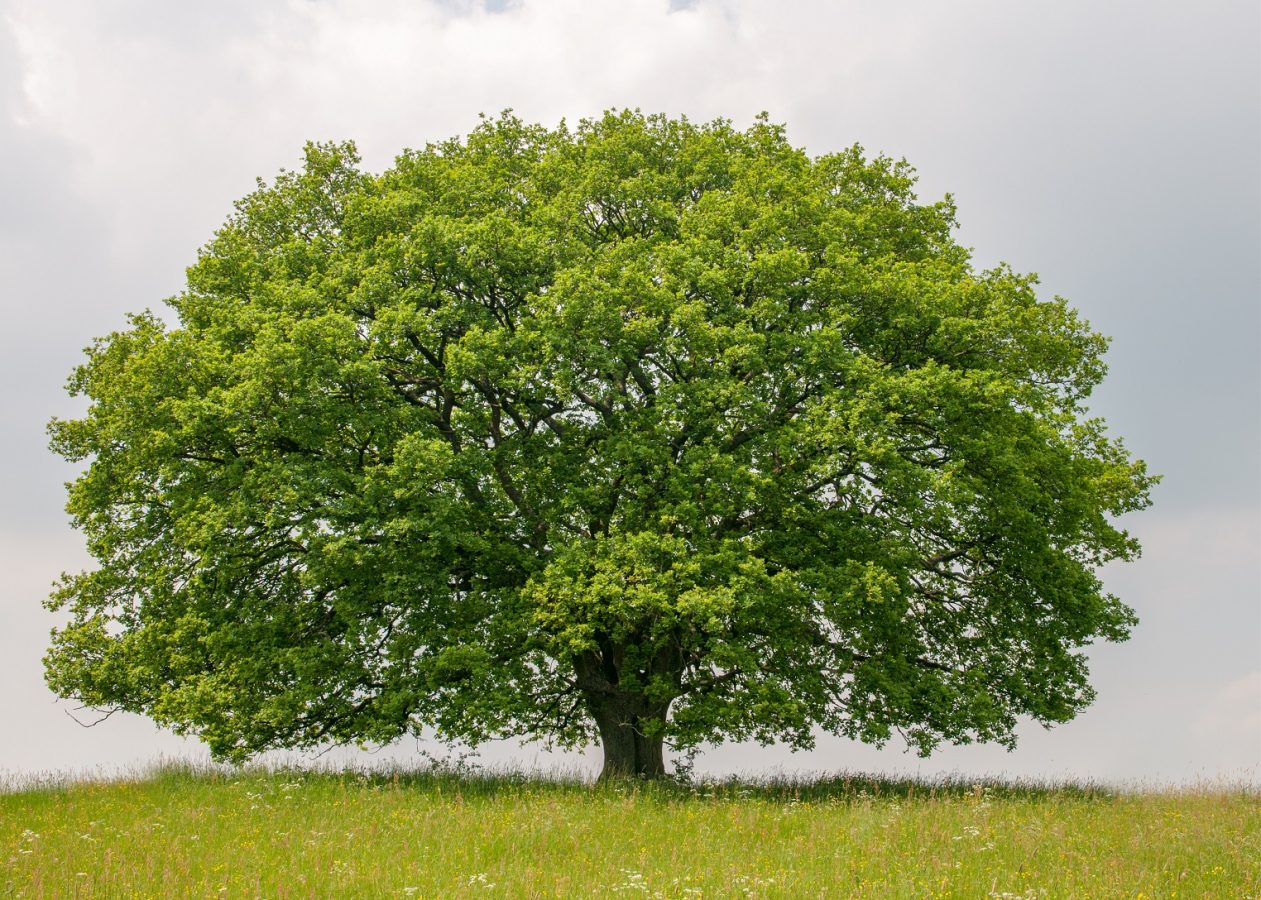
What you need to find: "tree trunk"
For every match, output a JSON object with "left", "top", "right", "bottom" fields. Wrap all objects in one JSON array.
[
  {"left": 575, "top": 644, "right": 678, "bottom": 780},
  {"left": 591, "top": 697, "right": 667, "bottom": 780}
]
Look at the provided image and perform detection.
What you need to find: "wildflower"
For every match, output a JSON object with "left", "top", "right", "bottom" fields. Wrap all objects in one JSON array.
[{"left": 612, "top": 870, "right": 650, "bottom": 893}]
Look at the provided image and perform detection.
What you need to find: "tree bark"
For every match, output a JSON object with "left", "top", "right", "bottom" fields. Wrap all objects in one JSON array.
[
  {"left": 575, "top": 645, "right": 676, "bottom": 780},
  {"left": 590, "top": 695, "right": 667, "bottom": 780}
]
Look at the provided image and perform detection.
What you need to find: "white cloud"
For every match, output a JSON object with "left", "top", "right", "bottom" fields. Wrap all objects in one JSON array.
[
  {"left": 1, "top": 0, "right": 927, "bottom": 270},
  {"left": 1191, "top": 671, "right": 1261, "bottom": 773},
  {"left": 1193, "top": 671, "right": 1261, "bottom": 742}
]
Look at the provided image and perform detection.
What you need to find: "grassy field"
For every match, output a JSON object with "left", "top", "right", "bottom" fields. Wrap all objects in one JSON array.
[{"left": 1, "top": 765, "right": 1257, "bottom": 898}]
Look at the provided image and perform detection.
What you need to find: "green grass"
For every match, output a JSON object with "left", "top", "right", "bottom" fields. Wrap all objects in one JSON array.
[{"left": 2, "top": 764, "right": 1257, "bottom": 898}]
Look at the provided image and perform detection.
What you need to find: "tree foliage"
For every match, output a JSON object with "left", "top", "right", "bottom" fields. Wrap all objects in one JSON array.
[{"left": 47, "top": 111, "right": 1155, "bottom": 777}]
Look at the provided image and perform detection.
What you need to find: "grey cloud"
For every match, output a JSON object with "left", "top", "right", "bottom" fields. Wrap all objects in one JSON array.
[{"left": 775, "top": 0, "right": 1260, "bottom": 513}]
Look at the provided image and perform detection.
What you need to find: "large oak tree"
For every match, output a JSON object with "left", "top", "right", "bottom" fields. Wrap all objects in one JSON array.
[{"left": 47, "top": 112, "right": 1154, "bottom": 778}]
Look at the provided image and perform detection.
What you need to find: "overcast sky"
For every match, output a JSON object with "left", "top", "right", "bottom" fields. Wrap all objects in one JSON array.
[{"left": 1, "top": 0, "right": 1257, "bottom": 785}]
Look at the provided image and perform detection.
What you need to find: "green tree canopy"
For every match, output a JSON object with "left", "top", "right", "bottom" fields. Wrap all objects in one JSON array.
[{"left": 47, "top": 111, "right": 1154, "bottom": 778}]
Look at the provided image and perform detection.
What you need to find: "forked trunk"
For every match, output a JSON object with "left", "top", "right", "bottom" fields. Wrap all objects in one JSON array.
[
  {"left": 576, "top": 645, "right": 678, "bottom": 780},
  {"left": 591, "top": 697, "right": 667, "bottom": 780}
]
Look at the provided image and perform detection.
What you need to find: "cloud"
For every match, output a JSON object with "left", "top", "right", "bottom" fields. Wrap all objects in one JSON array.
[
  {"left": 1191, "top": 671, "right": 1261, "bottom": 771},
  {"left": 0, "top": 0, "right": 961, "bottom": 267}
]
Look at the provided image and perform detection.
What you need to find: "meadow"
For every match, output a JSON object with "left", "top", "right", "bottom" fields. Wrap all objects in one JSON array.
[{"left": 2, "top": 764, "right": 1257, "bottom": 898}]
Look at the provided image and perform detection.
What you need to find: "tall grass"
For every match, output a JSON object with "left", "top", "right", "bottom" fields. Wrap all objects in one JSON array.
[{"left": 2, "top": 763, "right": 1257, "bottom": 897}]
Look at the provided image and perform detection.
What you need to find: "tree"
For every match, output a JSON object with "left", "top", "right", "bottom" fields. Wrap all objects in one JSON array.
[{"left": 46, "top": 111, "right": 1155, "bottom": 779}]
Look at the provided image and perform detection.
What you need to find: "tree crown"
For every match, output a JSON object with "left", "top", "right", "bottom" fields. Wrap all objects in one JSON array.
[{"left": 48, "top": 111, "right": 1155, "bottom": 770}]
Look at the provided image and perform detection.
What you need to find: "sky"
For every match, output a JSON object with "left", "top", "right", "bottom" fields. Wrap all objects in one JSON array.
[{"left": 1, "top": 0, "right": 1257, "bottom": 785}]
